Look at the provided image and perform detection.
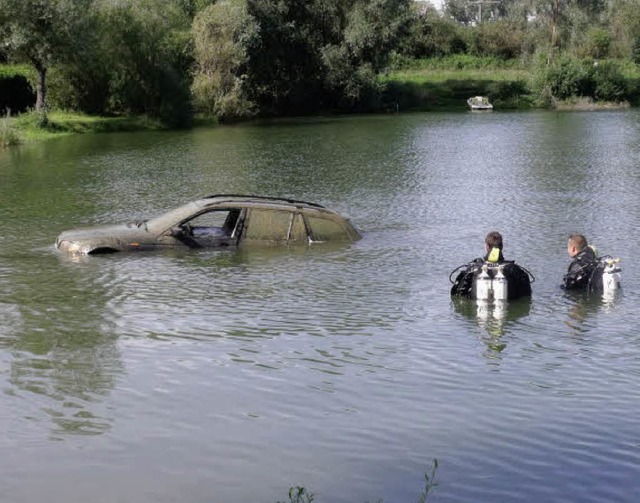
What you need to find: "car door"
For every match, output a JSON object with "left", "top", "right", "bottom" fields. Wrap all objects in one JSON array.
[
  {"left": 241, "top": 208, "right": 307, "bottom": 245},
  {"left": 159, "top": 208, "right": 245, "bottom": 248}
]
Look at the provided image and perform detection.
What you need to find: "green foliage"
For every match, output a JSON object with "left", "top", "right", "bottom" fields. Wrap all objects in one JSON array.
[
  {"left": 240, "top": 0, "right": 330, "bottom": 114},
  {"left": 397, "top": 54, "right": 521, "bottom": 71},
  {"left": 582, "top": 28, "right": 611, "bottom": 59},
  {"left": 48, "top": 0, "right": 193, "bottom": 126},
  {"left": 591, "top": 59, "right": 627, "bottom": 100},
  {"left": 466, "top": 20, "right": 526, "bottom": 60},
  {"left": 3, "top": 0, "right": 640, "bottom": 122},
  {"left": 0, "top": 64, "right": 32, "bottom": 79},
  {"left": 632, "top": 37, "right": 640, "bottom": 64},
  {"left": 34, "top": 108, "right": 49, "bottom": 128},
  {"left": 398, "top": 8, "right": 466, "bottom": 58},
  {"left": 236, "top": 0, "right": 411, "bottom": 115},
  {"left": 535, "top": 55, "right": 591, "bottom": 100},
  {"left": 533, "top": 55, "right": 628, "bottom": 104},
  {"left": 487, "top": 79, "right": 534, "bottom": 108},
  {"left": 0, "top": 0, "right": 94, "bottom": 109},
  {"left": 191, "top": 0, "right": 258, "bottom": 120}
]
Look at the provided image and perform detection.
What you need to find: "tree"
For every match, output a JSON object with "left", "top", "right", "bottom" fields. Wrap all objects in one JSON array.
[
  {"left": 606, "top": 0, "right": 640, "bottom": 59},
  {"left": 244, "top": 0, "right": 335, "bottom": 114},
  {"left": 97, "top": 1, "right": 193, "bottom": 124},
  {"left": 0, "top": 0, "right": 93, "bottom": 113},
  {"left": 242, "top": 0, "right": 411, "bottom": 114},
  {"left": 321, "top": 0, "right": 412, "bottom": 108},
  {"left": 191, "top": 0, "right": 258, "bottom": 119}
]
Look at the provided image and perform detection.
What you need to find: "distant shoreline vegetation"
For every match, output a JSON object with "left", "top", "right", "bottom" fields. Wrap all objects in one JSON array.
[
  {"left": 2, "top": 0, "right": 640, "bottom": 146},
  {"left": 2, "top": 54, "right": 638, "bottom": 147}
]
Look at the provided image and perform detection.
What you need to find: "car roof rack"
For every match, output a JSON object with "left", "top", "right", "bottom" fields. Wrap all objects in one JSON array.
[{"left": 203, "top": 194, "right": 325, "bottom": 209}]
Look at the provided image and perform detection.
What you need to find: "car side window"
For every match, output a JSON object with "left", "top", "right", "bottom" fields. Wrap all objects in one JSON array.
[
  {"left": 306, "top": 216, "right": 347, "bottom": 241},
  {"left": 245, "top": 209, "right": 292, "bottom": 241},
  {"left": 187, "top": 209, "right": 241, "bottom": 237}
]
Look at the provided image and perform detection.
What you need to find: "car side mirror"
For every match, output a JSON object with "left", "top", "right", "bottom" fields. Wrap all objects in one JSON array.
[{"left": 170, "top": 226, "right": 185, "bottom": 238}]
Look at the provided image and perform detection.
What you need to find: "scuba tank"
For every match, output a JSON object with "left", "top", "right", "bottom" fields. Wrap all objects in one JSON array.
[
  {"left": 450, "top": 259, "right": 533, "bottom": 300},
  {"left": 474, "top": 264, "right": 492, "bottom": 301},
  {"left": 492, "top": 265, "right": 508, "bottom": 301},
  {"left": 601, "top": 257, "right": 621, "bottom": 294},
  {"left": 472, "top": 264, "right": 509, "bottom": 301}
]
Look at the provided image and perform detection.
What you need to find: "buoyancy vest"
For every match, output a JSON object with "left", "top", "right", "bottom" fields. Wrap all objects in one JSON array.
[{"left": 562, "top": 246, "right": 598, "bottom": 291}]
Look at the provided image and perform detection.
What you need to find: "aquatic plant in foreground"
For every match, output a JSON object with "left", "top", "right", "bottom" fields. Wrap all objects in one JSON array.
[{"left": 278, "top": 459, "right": 439, "bottom": 503}]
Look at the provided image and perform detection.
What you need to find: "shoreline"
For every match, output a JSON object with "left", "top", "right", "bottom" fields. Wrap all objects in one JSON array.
[{"left": 1, "top": 98, "right": 635, "bottom": 149}]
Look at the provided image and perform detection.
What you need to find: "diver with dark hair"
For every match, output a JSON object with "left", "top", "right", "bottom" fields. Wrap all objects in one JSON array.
[
  {"left": 562, "top": 233, "right": 621, "bottom": 293},
  {"left": 450, "top": 231, "right": 533, "bottom": 300}
]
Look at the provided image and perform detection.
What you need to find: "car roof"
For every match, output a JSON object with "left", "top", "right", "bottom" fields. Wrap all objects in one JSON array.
[
  {"left": 199, "top": 194, "right": 325, "bottom": 209},
  {"left": 146, "top": 195, "right": 339, "bottom": 233}
]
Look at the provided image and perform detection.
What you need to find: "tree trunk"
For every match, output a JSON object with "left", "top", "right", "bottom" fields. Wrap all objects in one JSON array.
[
  {"left": 547, "top": 0, "right": 560, "bottom": 65},
  {"left": 34, "top": 62, "right": 47, "bottom": 111}
]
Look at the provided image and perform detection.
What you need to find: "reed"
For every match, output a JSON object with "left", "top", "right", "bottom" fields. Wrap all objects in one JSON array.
[
  {"left": 0, "top": 109, "right": 20, "bottom": 148},
  {"left": 277, "top": 459, "right": 439, "bottom": 503}
]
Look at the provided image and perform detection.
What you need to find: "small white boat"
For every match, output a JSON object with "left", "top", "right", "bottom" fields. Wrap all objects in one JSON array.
[{"left": 467, "top": 96, "right": 493, "bottom": 111}]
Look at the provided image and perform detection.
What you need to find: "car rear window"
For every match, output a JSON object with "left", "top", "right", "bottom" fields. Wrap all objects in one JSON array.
[{"left": 306, "top": 216, "right": 347, "bottom": 241}]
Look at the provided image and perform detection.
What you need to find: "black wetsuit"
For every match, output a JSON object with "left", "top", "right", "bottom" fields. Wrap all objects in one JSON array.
[
  {"left": 451, "top": 253, "right": 532, "bottom": 300},
  {"left": 562, "top": 246, "right": 601, "bottom": 291}
]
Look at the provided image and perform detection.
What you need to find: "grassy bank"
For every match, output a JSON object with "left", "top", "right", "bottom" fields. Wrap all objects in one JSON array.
[
  {"left": 0, "top": 109, "right": 226, "bottom": 148},
  {"left": 382, "top": 55, "right": 532, "bottom": 111},
  {"left": 1, "top": 110, "right": 175, "bottom": 148},
  {"left": 383, "top": 55, "right": 640, "bottom": 112}
]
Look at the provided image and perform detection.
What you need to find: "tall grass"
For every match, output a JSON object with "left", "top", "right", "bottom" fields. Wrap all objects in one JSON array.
[{"left": 0, "top": 110, "right": 20, "bottom": 148}]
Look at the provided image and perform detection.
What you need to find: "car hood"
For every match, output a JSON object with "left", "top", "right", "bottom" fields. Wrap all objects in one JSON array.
[{"left": 56, "top": 222, "right": 149, "bottom": 254}]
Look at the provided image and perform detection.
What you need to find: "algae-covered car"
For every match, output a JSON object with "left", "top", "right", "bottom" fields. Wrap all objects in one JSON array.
[{"left": 55, "top": 194, "right": 361, "bottom": 255}]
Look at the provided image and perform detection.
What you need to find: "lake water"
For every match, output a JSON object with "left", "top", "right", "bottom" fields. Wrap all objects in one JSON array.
[{"left": 1, "top": 110, "right": 640, "bottom": 503}]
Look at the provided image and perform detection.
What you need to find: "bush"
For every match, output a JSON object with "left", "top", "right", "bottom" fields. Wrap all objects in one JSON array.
[
  {"left": 583, "top": 28, "right": 612, "bottom": 59},
  {"left": 591, "top": 60, "right": 627, "bottom": 100},
  {"left": 533, "top": 56, "right": 628, "bottom": 104},
  {"left": 487, "top": 80, "right": 533, "bottom": 108},
  {"left": 533, "top": 56, "right": 588, "bottom": 101}
]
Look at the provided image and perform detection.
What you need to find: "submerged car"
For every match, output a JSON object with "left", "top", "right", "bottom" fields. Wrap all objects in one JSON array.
[{"left": 56, "top": 194, "right": 361, "bottom": 255}]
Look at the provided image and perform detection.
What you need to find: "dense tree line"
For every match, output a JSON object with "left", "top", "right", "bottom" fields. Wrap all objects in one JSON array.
[{"left": 1, "top": 0, "right": 640, "bottom": 124}]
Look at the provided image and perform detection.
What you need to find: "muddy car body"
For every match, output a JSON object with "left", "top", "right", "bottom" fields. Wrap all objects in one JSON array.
[{"left": 56, "top": 194, "right": 361, "bottom": 255}]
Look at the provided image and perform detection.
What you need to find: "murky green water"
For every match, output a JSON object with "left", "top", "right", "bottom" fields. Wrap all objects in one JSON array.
[{"left": 2, "top": 110, "right": 640, "bottom": 502}]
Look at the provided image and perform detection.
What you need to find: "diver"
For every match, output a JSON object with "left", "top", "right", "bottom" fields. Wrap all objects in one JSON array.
[
  {"left": 562, "top": 233, "right": 621, "bottom": 293},
  {"left": 450, "top": 231, "right": 533, "bottom": 300}
]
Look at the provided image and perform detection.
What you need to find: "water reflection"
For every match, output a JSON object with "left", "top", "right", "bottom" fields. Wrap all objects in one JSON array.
[
  {"left": 562, "top": 289, "right": 623, "bottom": 336},
  {"left": 452, "top": 297, "right": 532, "bottom": 360},
  {"left": 2, "top": 254, "right": 123, "bottom": 438}
]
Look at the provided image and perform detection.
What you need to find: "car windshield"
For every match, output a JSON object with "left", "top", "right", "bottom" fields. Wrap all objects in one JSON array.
[{"left": 145, "top": 201, "right": 204, "bottom": 233}]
